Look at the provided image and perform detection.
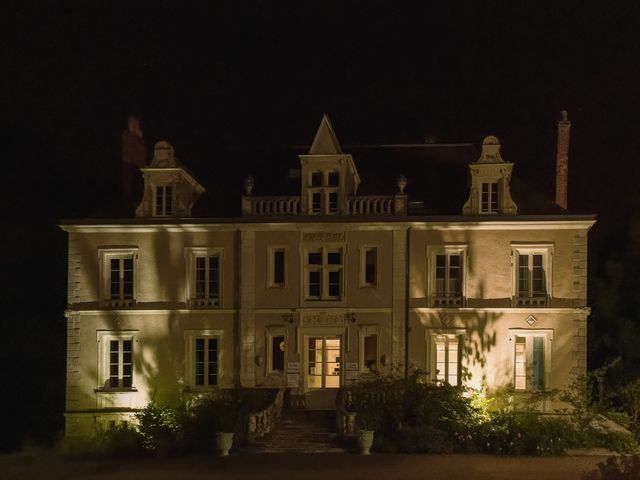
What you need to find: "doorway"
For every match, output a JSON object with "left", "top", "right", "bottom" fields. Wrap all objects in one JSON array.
[{"left": 306, "top": 336, "right": 342, "bottom": 389}]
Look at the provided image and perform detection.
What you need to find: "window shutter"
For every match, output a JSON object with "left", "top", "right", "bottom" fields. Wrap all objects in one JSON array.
[{"left": 532, "top": 336, "right": 545, "bottom": 390}]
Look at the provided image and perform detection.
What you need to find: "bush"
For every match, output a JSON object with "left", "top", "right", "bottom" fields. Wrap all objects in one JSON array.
[{"left": 584, "top": 455, "right": 640, "bottom": 480}]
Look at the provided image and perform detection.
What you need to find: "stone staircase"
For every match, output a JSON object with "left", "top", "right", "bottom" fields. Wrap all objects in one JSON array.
[{"left": 245, "top": 410, "right": 346, "bottom": 453}]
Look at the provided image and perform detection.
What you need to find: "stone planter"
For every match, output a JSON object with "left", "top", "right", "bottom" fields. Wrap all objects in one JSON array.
[
  {"left": 357, "top": 430, "right": 374, "bottom": 455},
  {"left": 216, "top": 431, "right": 234, "bottom": 457}
]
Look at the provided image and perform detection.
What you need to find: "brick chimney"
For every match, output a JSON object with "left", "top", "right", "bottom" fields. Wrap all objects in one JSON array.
[{"left": 555, "top": 110, "right": 571, "bottom": 210}]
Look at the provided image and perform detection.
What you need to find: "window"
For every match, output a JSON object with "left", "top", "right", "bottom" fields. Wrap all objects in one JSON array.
[
  {"left": 186, "top": 248, "right": 223, "bottom": 308},
  {"left": 360, "top": 246, "right": 378, "bottom": 287},
  {"left": 512, "top": 244, "right": 553, "bottom": 307},
  {"left": 310, "top": 171, "right": 323, "bottom": 187},
  {"left": 327, "top": 171, "right": 339, "bottom": 186},
  {"left": 184, "top": 330, "right": 223, "bottom": 389},
  {"left": 97, "top": 331, "right": 137, "bottom": 391},
  {"left": 428, "top": 331, "right": 464, "bottom": 386},
  {"left": 480, "top": 182, "right": 499, "bottom": 213},
  {"left": 304, "top": 247, "right": 344, "bottom": 300},
  {"left": 307, "top": 169, "right": 340, "bottom": 214},
  {"left": 510, "top": 329, "right": 552, "bottom": 391},
  {"left": 267, "top": 327, "right": 286, "bottom": 374},
  {"left": 428, "top": 246, "right": 466, "bottom": 307},
  {"left": 154, "top": 185, "right": 173, "bottom": 216},
  {"left": 99, "top": 249, "right": 138, "bottom": 308},
  {"left": 268, "top": 247, "right": 286, "bottom": 287},
  {"left": 359, "top": 327, "right": 379, "bottom": 374}
]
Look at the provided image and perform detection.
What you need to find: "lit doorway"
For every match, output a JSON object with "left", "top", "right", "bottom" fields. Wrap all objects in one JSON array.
[{"left": 307, "top": 336, "right": 341, "bottom": 389}]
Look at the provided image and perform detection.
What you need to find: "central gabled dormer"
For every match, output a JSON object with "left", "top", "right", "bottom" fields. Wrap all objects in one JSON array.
[
  {"left": 298, "top": 114, "right": 361, "bottom": 215},
  {"left": 136, "top": 141, "right": 204, "bottom": 218},
  {"left": 462, "top": 136, "right": 518, "bottom": 215}
]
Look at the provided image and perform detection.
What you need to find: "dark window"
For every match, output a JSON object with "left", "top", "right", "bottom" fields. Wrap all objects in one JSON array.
[
  {"left": 363, "top": 334, "right": 378, "bottom": 373},
  {"left": 328, "top": 192, "right": 338, "bottom": 213},
  {"left": 481, "top": 182, "right": 499, "bottom": 213},
  {"left": 122, "top": 340, "right": 132, "bottom": 387},
  {"left": 311, "top": 172, "right": 322, "bottom": 186},
  {"left": 309, "top": 271, "right": 321, "bottom": 297},
  {"left": 532, "top": 336, "right": 544, "bottom": 391},
  {"left": 110, "top": 259, "right": 120, "bottom": 299},
  {"left": 155, "top": 187, "right": 164, "bottom": 215},
  {"left": 273, "top": 250, "right": 285, "bottom": 285},
  {"left": 328, "top": 271, "right": 341, "bottom": 297},
  {"left": 518, "top": 254, "right": 529, "bottom": 296},
  {"left": 271, "top": 335, "right": 285, "bottom": 372},
  {"left": 328, "top": 252, "right": 341, "bottom": 265},
  {"left": 123, "top": 258, "right": 134, "bottom": 299},
  {"left": 365, "top": 248, "right": 377, "bottom": 285},
  {"left": 532, "top": 254, "right": 545, "bottom": 295},
  {"left": 490, "top": 183, "right": 498, "bottom": 212},
  {"left": 208, "top": 338, "right": 218, "bottom": 386},
  {"left": 308, "top": 252, "right": 322, "bottom": 265},
  {"left": 195, "top": 338, "right": 205, "bottom": 385},
  {"left": 195, "top": 256, "right": 206, "bottom": 298},
  {"left": 209, "top": 256, "right": 219, "bottom": 298},
  {"left": 195, "top": 337, "right": 217, "bottom": 386},
  {"left": 109, "top": 340, "right": 119, "bottom": 388},
  {"left": 328, "top": 171, "right": 339, "bottom": 186},
  {"left": 311, "top": 192, "right": 322, "bottom": 213},
  {"left": 165, "top": 186, "right": 173, "bottom": 215}
]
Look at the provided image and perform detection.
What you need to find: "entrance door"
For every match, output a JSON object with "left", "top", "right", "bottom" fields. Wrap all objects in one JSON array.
[{"left": 307, "top": 336, "right": 341, "bottom": 389}]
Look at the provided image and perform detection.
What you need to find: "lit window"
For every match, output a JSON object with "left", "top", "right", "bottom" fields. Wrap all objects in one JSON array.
[
  {"left": 97, "top": 331, "right": 137, "bottom": 391},
  {"left": 428, "top": 246, "right": 466, "bottom": 307},
  {"left": 430, "top": 333, "right": 462, "bottom": 386},
  {"left": 154, "top": 185, "right": 173, "bottom": 216},
  {"left": 480, "top": 182, "right": 499, "bottom": 213},
  {"left": 187, "top": 248, "right": 222, "bottom": 307},
  {"left": 100, "top": 249, "right": 137, "bottom": 308},
  {"left": 360, "top": 246, "right": 378, "bottom": 287},
  {"left": 512, "top": 245, "right": 552, "bottom": 307},
  {"left": 305, "top": 247, "right": 343, "bottom": 300},
  {"left": 184, "top": 330, "right": 223, "bottom": 389},
  {"left": 512, "top": 332, "right": 549, "bottom": 391}
]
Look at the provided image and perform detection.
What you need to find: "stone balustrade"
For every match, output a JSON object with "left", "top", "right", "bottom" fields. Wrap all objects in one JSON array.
[
  {"left": 243, "top": 196, "right": 301, "bottom": 216},
  {"left": 346, "top": 196, "right": 394, "bottom": 215},
  {"left": 247, "top": 388, "right": 285, "bottom": 443}
]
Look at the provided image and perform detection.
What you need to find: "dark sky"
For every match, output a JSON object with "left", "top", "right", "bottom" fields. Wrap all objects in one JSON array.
[{"left": 2, "top": 0, "right": 640, "bottom": 449}]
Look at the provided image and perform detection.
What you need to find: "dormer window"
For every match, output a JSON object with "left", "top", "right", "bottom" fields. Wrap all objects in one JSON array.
[
  {"left": 311, "top": 171, "right": 323, "bottom": 187},
  {"left": 155, "top": 185, "right": 173, "bottom": 216},
  {"left": 480, "top": 182, "right": 498, "bottom": 213},
  {"left": 307, "top": 170, "right": 341, "bottom": 215},
  {"left": 328, "top": 171, "right": 339, "bottom": 186}
]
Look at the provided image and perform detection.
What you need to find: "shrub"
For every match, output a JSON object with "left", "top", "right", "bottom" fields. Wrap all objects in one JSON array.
[{"left": 584, "top": 455, "right": 640, "bottom": 480}]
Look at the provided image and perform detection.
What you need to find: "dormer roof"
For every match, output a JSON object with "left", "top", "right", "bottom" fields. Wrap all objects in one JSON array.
[{"left": 309, "top": 114, "right": 343, "bottom": 155}]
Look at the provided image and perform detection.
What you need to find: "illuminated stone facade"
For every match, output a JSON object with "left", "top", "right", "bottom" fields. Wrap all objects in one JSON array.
[{"left": 62, "top": 115, "right": 593, "bottom": 436}]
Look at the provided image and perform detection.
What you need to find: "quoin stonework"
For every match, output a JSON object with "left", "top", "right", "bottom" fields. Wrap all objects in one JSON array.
[{"left": 62, "top": 114, "right": 593, "bottom": 435}]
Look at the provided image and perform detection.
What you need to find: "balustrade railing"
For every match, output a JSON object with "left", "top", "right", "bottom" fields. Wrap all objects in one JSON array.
[{"left": 345, "top": 196, "right": 394, "bottom": 215}]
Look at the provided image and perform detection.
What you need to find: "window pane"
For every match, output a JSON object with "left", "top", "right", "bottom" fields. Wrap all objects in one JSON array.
[
  {"left": 195, "top": 338, "right": 205, "bottom": 385},
  {"left": 435, "top": 255, "right": 446, "bottom": 296},
  {"left": 311, "top": 192, "right": 321, "bottom": 213},
  {"left": 155, "top": 186, "right": 163, "bottom": 215},
  {"left": 435, "top": 337, "right": 446, "bottom": 382},
  {"left": 273, "top": 250, "right": 285, "bottom": 285},
  {"left": 533, "top": 336, "right": 544, "bottom": 391},
  {"left": 518, "top": 255, "right": 529, "bottom": 297},
  {"left": 532, "top": 254, "right": 545, "bottom": 295},
  {"left": 448, "top": 338, "right": 459, "bottom": 386},
  {"left": 327, "top": 251, "right": 341, "bottom": 265},
  {"left": 328, "top": 192, "right": 338, "bottom": 213},
  {"left": 209, "top": 256, "right": 219, "bottom": 297},
  {"left": 109, "top": 340, "right": 119, "bottom": 388},
  {"left": 365, "top": 249, "right": 377, "bottom": 285},
  {"left": 110, "top": 259, "right": 120, "bottom": 299},
  {"left": 195, "top": 256, "right": 206, "bottom": 298},
  {"left": 308, "top": 252, "right": 322, "bottom": 265},
  {"left": 481, "top": 183, "right": 489, "bottom": 212},
  {"left": 208, "top": 338, "right": 218, "bottom": 385},
  {"left": 515, "top": 337, "right": 526, "bottom": 390},
  {"left": 327, "top": 171, "right": 339, "bottom": 186},
  {"left": 311, "top": 172, "right": 322, "bottom": 187},
  {"left": 490, "top": 182, "right": 499, "bottom": 212},
  {"left": 123, "top": 258, "right": 133, "bottom": 299},
  {"left": 328, "top": 271, "right": 341, "bottom": 297},
  {"left": 363, "top": 334, "right": 378, "bottom": 373},
  {"left": 308, "top": 271, "right": 321, "bottom": 297},
  {"left": 449, "top": 255, "right": 461, "bottom": 296},
  {"left": 272, "top": 335, "right": 285, "bottom": 372},
  {"left": 165, "top": 186, "right": 173, "bottom": 215}
]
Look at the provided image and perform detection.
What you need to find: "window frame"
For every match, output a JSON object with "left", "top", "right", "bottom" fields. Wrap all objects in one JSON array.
[
  {"left": 184, "top": 329, "right": 224, "bottom": 390},
  {"left": 511, "top": 244, "right": 553, "bottom": 307},
  {"left": 359, "top": 245, "right": 379, "bottom": 288},
  {"left": 480, "top": 181, "right": 499, "bottom": 214},
  {"left": 307, "top": 169, "right": 341, "bottom": 215},
  {"left": 359, "top": 325, "right": 380, "bottom": 374},
  {"left": 508, "top": 328, "right": 553, "bottom": 392},
  {"left": 153, "top": 184, "right": 174, "bottom": 216},
  {"left": 99, "top": 248, "right": 139, "bottom": 308},
  {"left": 303, "top": 245, "right": 345, "bottom": 301},
  {"left": 267, "top": 246, "right": 287, "bottom": 289},
  {"left": 185, "top": 247, "right": 223, "bottom": 308},
  {"left": 427, "top": 329, "right": 466, "bottom": 386},
  {"left": 266, "top": 326, "right": 287, "bottom": 375},
  {"left": 426, "top": 245, "right": 467, "bottom": 307},
  {"left": 96, "top": 330, "right": 138, "bottom": 392}
]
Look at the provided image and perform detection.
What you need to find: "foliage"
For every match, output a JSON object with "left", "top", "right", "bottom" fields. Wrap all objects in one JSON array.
[
  {"left": 57, "top": 425, "right": 147, "bottom": 459},
  {"left": 584, "top": 455, "right": 640, "bottom": 480},
  {"left": 135, "top": 403, "right": 185, "bottom": 455}
]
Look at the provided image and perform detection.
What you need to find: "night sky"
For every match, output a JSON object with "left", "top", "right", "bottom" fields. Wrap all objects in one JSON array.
[{"left": 2, "top": 1, "right": 640, "bottom": 450}]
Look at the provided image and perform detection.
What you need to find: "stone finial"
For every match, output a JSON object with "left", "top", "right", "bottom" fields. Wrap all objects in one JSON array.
[
  {"left": 477, "top": 135, "right": 505, "bottom": 164},
  {"left": 243, "top": 175, "right": 255, "bottom": 195},
  {"left": 150, "top": 141, "right": 177, "bottom": 168},
  {"left": 396, "top": 174, "right": 408, "bottom": 194}
]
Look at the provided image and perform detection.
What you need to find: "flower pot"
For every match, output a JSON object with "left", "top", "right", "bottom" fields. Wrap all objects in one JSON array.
[
  {"left": 216, "top": 431, "right": 234, "bottom": 456},
  {"left": 357, "top": 430, "right": 374, "bottom": 455}
]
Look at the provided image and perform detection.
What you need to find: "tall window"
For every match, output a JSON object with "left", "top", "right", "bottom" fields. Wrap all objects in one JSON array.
[
  {"left": 195, "top": 337, "right": 218, "bottom": 386},
  {"left": 97, "top": 331, "right": 137, "bottom": 391},
  {"left": 100, "top": 249, "right": 137, "bottom": 307},
  {"left": 513, "top": 333, "right": 548, "bottom": 391},
  {"left": 187, "top": 248, "right": 223, "bottom": 307},
  {"left": 269, "top": 248, "right": 286, "bottom": 287},
  {"left": 480, "top": 182, "right": 499, "bottom": 213},
  {"left": 155, "top": 185, "right": 173, "bottom": 216},
  {"left": 428, "top": 246, "right": 466, "bottom": 307},
  {"left": 305, "top": 247, "right": 343, "bottom": 300},
  {"left": 270, "top": 335, "right": 285, "bottom": 373},
  {"left": 513, "top": 245, "right": 552, "bottom": 307},
  {"left": 360, "top": 331, "right": 379, "bottom": 374},
  {"left": 360, "top": 246, "right": 378, "bottom": 287},
  {"left": 430, "top": 333, "right": 462, "bottom": 386},
  {"left": 185, "top": 330, "right": 223, "bottom": 389},
  {"left": 308, "top": 170, "right": 340, "bottom": 214}
]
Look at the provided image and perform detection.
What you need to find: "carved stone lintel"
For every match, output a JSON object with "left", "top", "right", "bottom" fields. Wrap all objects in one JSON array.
[
  {"left": 300, "top": 313, "right": 346, "bottom": 327},
  {"left": 302, "top": 232, "right": 345, "bottom": 242}
]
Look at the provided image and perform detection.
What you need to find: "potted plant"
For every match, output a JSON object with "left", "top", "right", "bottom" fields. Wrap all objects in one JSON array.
[
  {"left": 214, "top": 392, "right": 240, "bottom": 456},
  {"left": 355, "top": 405, "right": 379, "bottom": 455}
]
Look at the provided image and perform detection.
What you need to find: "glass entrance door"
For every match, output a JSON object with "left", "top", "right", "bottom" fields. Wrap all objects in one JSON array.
[{"left": 307, "top": 336, "right": 341, "bottom": 389}]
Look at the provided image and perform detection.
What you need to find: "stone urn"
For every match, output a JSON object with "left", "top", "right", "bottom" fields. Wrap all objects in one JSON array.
[
  {"left": 357, "top": 430, "right": 374, "bottom": 455},
  {"left": 216, "top": 431, "right": 234, "bottom": 457}
]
